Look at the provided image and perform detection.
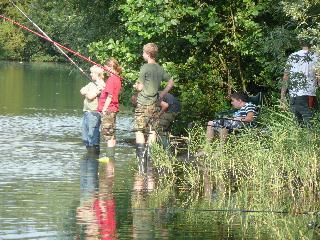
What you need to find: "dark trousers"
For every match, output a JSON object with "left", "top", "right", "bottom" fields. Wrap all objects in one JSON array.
[{"left": 289, "top": 96, "right": 313, "bottom": 125}]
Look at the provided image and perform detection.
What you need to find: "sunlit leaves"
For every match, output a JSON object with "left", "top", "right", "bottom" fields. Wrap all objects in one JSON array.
[
  {"left": 1, "top": 0, "right": 320, "bottom": 127},
  {"left": 0, "top": 22, "right": 26, "bottom": 60}
]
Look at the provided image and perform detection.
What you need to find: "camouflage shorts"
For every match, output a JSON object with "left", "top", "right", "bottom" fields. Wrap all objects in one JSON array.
[
  {"left": 159, "top": 112, "right": 178, "bottom": 132},
  {"left": 134, "top": 103, "right": 159, "bottom": 132},
  {"left": 101, "top": 111, "right": 117, "bottom": 141}
]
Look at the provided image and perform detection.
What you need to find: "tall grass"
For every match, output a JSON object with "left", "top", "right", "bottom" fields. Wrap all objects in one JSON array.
[{"left": 150, "top": 106, "right": 320, "bottom": 239}]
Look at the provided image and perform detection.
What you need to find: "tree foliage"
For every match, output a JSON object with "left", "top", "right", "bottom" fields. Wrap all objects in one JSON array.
[{"left": 1, "top": 0, "right": 319, "bottom": 128}]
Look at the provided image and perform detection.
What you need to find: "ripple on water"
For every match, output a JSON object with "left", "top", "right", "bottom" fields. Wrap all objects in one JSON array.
[{"left": 0, "top": 112, "right": 137, "bottom": 239}]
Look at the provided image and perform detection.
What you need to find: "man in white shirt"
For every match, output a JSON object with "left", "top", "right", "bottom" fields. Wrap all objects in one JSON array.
[{"left": 281, "top": 37, "right": 319, "bottom": 125}]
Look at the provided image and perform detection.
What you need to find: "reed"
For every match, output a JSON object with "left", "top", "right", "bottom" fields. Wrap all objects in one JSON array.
[{"left": 150, "top": 106, "right": 320, "bottom": 239}]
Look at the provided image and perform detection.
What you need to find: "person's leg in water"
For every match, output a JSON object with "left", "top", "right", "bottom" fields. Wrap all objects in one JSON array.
[
  {"left": 134, "top": 103, "right": 158, "bottom": 173},
  {"left": 134, "top": 103, "right": 147, "bottom": 173},
  {"left": 146, "top": 103, "right": 161, "bottom": 172},
  {"left": 101, "top": 112, "right": 117, "bottom": 158},
  {"left": 135, "top": 130, "right": 146, "bottom": 158},
  {"left": 83, "top": 112, "right": 101, "bottom": 154}
]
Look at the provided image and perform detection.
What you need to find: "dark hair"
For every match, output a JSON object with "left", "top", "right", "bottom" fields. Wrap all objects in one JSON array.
[
  {"left": 298, "top": 36, "right": 314, "bottom": 48},
  {"left": 230, "top": 91, "right": 248, "bottom": 102},
  {"left": 299, "top": 39, "right": 312, "bottom": 48}
]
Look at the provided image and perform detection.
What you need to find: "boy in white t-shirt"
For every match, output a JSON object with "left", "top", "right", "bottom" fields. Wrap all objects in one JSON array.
[
  {"left": 281, "top": 38, "right": 319, "bottom": 125},
  {"left": 80, "top": 65, "right": 105, "bottom": 153}
]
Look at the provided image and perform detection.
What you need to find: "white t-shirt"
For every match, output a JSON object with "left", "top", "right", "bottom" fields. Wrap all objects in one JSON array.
[
  {"left": 82, "top": 79, "right": 105, "bottom": 112},
  {"left": 285, "top": 49, "right": 319, "bottom": 97}
]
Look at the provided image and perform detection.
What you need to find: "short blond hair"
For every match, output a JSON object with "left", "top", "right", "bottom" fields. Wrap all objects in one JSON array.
[
  {"left": 143, "top": 43, "right": 158, "bottom": 59},
  {"left": 90, "top": 65, "right": 104, "bottom": 78}
]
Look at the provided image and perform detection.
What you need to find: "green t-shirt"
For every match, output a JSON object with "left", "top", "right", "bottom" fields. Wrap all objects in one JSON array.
[{"left": 137, "top": 63, "right": 171, "bottom": 105}]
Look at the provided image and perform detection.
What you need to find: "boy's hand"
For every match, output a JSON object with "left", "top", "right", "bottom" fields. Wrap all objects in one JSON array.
[
  {"left": 133, "top": 82, "right": 143, "bottom": 91},
  {"left": 98, "top": 86, "right": 104, "bottom": 91}
]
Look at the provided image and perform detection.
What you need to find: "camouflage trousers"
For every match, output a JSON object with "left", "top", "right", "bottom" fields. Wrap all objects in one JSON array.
[
  {"left": 101, "top": 111, "right": 117, "bottom": 141},
  {"left": 134, "top": 103, "right": 159, "bottom": 133},
  {"left": 159, "top": 112, "right": 178, "bottom": 132}
]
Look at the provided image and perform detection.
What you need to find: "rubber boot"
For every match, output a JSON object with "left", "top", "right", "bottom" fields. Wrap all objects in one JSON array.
[
  {"left": 145, "top": 146, "right": 153, "bottom": 173},
  {"left": 86, "top": 145, "right": 100, "bottom": 155},
  {"left": 146, "top": 160, "right": 153, "bottom": 174},
  {"left": 136, "top": 143, "right": 146, "bottom": 173}
]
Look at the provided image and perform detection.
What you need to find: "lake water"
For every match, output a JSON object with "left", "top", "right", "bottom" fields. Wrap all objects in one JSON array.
[
  {"left": 1, "top": 61, "right": 319, "bottom": 240},
  {"left": 0, "top": 61, "right": 238, "bottom": 240}
]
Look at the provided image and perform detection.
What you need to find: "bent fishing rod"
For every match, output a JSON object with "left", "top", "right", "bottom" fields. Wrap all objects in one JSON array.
[
  {"left": 9, "top": 0, "right": 91, "bottom": 80},
  {"left": 0, "top": 14, "right": 123, "bottom": 81}
]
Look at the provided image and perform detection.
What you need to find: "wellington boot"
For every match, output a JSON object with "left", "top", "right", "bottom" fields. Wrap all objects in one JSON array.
[
  {"left": 136, "top": 144, "right": 146, "bottom": 173},
  {"left": 136, "top": 144, "right": 145, "bottom": 159},
  {"left": 86, "top": 145, "right": 100, "bottom": 155}
]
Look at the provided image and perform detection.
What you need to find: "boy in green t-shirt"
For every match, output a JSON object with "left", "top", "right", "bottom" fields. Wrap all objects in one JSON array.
[{"left": 133, "top": 43, "right": 174, "bottom": 163}]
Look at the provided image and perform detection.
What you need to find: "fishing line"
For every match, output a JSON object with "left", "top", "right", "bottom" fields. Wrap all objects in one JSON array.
[
  {"left": 9, "top": 0, "right": 91, "bottom": 80},
  {"left": 0, "top": 14, "right": 124, "bottom": 81},
  {"left": 130, "top": 207, "right": 319, "bottom": 215}
]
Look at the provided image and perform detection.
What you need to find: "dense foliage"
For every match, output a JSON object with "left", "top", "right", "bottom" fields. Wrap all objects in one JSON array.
[{"left": 1, "top": 0, "right": 319, "bottom": 127}]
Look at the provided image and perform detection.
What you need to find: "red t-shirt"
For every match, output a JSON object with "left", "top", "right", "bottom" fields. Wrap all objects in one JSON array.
[{"left": 98, "top": 75, "right": 121, "bottom": 112}]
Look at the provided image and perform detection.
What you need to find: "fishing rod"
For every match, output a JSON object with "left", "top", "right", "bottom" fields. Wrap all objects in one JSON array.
[
  {"left": 9, "top": 0, "right": 91, "bottom": 81},
  {"left": 0, "top": 14, "right": 124, "bottom": 81}
]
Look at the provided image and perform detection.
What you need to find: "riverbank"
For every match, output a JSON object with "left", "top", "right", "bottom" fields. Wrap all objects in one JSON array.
[{"left": 151, "top": 106, "right": 320, "bottom": 239}]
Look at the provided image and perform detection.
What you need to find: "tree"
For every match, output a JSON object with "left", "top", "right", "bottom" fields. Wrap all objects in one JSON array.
[{"left": 1, "top": 0, "right": 319, "bottom": 129}]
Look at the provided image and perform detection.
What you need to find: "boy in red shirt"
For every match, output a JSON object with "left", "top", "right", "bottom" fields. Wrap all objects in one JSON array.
[{"left": 97, "top": 58, "right": 122, "bottom": 158}]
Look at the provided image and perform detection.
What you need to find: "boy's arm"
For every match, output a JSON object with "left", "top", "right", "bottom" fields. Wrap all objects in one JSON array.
[
  {"left": 160, "top": 101, "right": 169, "bottom": 114},
  {"left": 102, "top": 95, "right": 112, "bottom": 114},
  {"left": 80, "top": 84, "right": 101, "bottom": 101},
  {"left": 234, "top": 112, "right": 254, "bottom": 122},
  {"left": 80, "top": 85, "right": 88, "bottom": 96},
  {"left": 133, "top": 82, "right": 144, "bottom": 92},
  {"left": 85, "top": 89, "right": 100, "bottom": 100},
  {"left": 134, "top": 65, "right": 146, "bottom": 92},
  {"left": 159, "top": 79, "right": 174, "bottom": 99}
]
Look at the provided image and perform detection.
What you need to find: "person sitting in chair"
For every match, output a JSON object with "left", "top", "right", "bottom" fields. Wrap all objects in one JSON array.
[{"left": 206, "top": 91, "right": 258, "bottom": 142}]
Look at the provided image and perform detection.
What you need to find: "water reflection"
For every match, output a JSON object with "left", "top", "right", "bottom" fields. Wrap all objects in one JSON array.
[
  {"left": 132, "top": 172, "right": 155, "bottom": 240},
  {"left": 77, "top": 152, "right": 117, "bottom": 239},
  {"left": 3, "top": 61, "right": 313, "bottom": 239},
  {"left": 0, "top": 61, "right": 85, "bottom": 115},
  {"left": 131, "top": 163, "right": 171, "bottom": 240}
]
